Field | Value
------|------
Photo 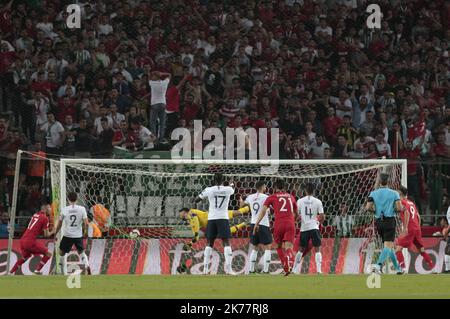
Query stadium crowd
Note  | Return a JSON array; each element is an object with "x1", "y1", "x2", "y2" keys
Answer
[{"x1": 0, "y1": 0, "x2": 449, "y2": 227}]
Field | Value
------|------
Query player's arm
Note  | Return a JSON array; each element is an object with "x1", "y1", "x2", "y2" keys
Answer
[
  {"x1": 394, "y1": 199, "x2": 402, "y2": 213},
  {"x1": 232, "y1": 197, "x2": 250, "y2": 216},
  {"x1": 53, "y1": 215, "x2": 64, "y2": 236},
  {"x1": 253, "y1": 205, "x2": 269, "y2": 235},
  {"x1": 292, "y1": 195, "x2": 298, "y2": 221},
  {"x1": 187, "y1": 210, "x2": 201, "y2": 243},
  {"x1": 402, "y1": 206, "x2": 409, "y2": 235},
  {"x1": 318, "y1": 201, "x2": 325, "y2": 223},
  {"x1": 81, "y1": 208, "x2": 89, "y2": 237}
]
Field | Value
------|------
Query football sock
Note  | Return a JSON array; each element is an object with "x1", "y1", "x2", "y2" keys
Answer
[
  {"x1": 420, "y1": 252, "x2": 434, "y2": 268},
  {"x1": 395, "y1": 251, "x2": 405, "y2": 269},
  {"x1": 80, "y1": 252, "x2": 90, "y2": 268},
  {"x1": 293, "y1": 251, "x2": 303, "y2": 273},
  {"x1": 224, "y1": 246, "x2": 233, "y2": 273},
  {"x1": 263, "y1": 250, "x2": 271, "y2": 273},
  {"x1": 276, "y1": 248, "x2": 288, "y2": 272},
  {"x1": 315, "y1": 252, "x2": 322, "y2": 273},
  {"x1": 249, "y1": 249, "x2": 258, "y2": 272},
  {"x1": 377, "y1": 247, "x2": 389, "y2": 266},
  {"x1": 445, "y1": 255, "x2": 450, "y2": 271},
  {"x1": 60, "y1": 254, "x2": 67, "y2": 275},
  {"x1": 10, "y1": 257, "x2": 26, "y2": 273},
  {"x1": 36, "y1": 255, "x2": 51, "y2": 271},
  {"x1": 388, "y1": 248, "x2": 400, "y2": 271},
  {"x1": 285, "y1": 248, "x2": 295, "y2": 270},
  {"x1": 203, "y1": 246, "x2": 212, "y2": 274}
]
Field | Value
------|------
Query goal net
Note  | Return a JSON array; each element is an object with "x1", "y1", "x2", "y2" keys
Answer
[{"x1": 44, "y1": 159, "x2": 406, "y2": 275}]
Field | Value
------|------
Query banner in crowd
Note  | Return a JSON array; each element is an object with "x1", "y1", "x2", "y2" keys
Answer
[{"x1": 0, "y1": 238, "x2": 446, "y2": 275}]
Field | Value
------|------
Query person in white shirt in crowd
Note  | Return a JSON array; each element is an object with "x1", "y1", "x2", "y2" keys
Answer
[
  {"x1": 107, "y1": 104, "x2": 125, "y2": 130},
  {"x1": 335, "y1": 89, "x2": 352, "y2": 118},
  {"x1": 149, "y1": 71, "x2": 171, "y2": 142},
  {"x1": 375, "y1": 131, "x2": 392, "y2": 158},
  {"x1": 40, "y1": 111, "x2": 64, "y2": 157},
  {"x1": 309, "y1": 135, "x2": 330, "y2": 159},
  {"x1": 94, "y1": 106, "x2": 113, "y2": 135},
  {"x1": 57, "y1": 76, "x2": 76, "y2": 98},
  {"x1": 28, "y1": 91, "x2": 49, "y2": 134},
  {"x1": 345, "y1": 141, "x2": 365, "y2": 159},
  {"x1": 130, "y1": 117, "x2": 156, "y2": 149},
  {"x1": 353, "y1": 131, "x2": 375, "y2": 155}
]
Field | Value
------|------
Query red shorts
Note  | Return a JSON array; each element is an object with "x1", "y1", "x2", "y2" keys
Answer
[
  {"x1": 273, "y1": 222, "x2": 295, "y2": 244},
  {"x1": 396, "y1": 229, "x2": 424, "y2": 249},
  {"x1": 20, "y1": 240, "x2": 49, "y2": 259}
]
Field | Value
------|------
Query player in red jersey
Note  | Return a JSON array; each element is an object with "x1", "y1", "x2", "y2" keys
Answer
[
  {"x1": 254, "y1": 179, "x2": 298, "y2": 275},
  {"x1": 395, "y1": 186, "x2": 435, "y2": 272},
  {"x1": 10, "y1": 203, "x2": 54, "y2": 274}
]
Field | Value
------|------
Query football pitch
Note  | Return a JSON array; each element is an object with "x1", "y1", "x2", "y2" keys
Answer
[{"x1": 0, "y1": 274, "x2": 449, "y2": 299}]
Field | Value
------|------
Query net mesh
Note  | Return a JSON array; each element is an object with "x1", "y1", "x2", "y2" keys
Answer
[{"x1": 48, "y1": 160, "x2": 404, "y2": 275}]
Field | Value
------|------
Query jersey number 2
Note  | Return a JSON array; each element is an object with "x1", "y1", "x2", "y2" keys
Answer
[{"x1": 69, "y1": 215, "x2": 77, "y2": 227}]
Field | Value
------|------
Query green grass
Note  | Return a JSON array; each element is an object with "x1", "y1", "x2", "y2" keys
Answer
[{"x1": 0, "y1": 274, "x2": 449, "y2": 299}]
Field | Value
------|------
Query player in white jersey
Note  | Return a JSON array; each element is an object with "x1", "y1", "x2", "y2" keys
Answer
[
  {"x1": 54, "y1": 192, "x2": 91, "y2": 275},
  {"x1": 293, "y1": 183, "x2": 325, "y2": 274},
  {"x1": 195, "y1": 173, "x2": 235, "y2": 275},
  {"x1": 241, "y1": 181, "x2": 273, "y2": 274}
]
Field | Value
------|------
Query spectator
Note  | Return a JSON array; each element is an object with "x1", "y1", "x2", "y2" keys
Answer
[
  {"x1": 336, "y1": 115, "x2": 358, "y2": 150},
  {"x1": 61, "y1": 115, "x2": 78, "y2": 156},
  {"x1": 149, "y1": 71, "x2": 171, "y2": 142},
  {"x1": 74, "y1": 118, "x2": 93, "y2": 158},
  {"x1": 40, "y1": 112, "x2": 64, "y2": 157},
  {"x1": 310, "y1": 135, "x2": 330, "y2": 159},
  {"x1": 93, "y1": 117, "x2": 114, "y2": 158},
  {"x1": 130, "y1": 117, "x2": 156, "y2": 150},
  {"x1": 375, "y1": 131, "x2": 392, "y2": 158},
  {"x1": 0, "y1": 211, "x2": 10, "y2": 238}
]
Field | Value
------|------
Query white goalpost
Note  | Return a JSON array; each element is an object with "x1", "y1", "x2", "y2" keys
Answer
[{"x1": 6, "y1": 155, "x2": 407, "y2": 275}]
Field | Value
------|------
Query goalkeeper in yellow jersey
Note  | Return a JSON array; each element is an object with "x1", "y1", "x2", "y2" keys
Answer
[{"x1": 179, "y1": 206, "x2": 249, "y2": 248}]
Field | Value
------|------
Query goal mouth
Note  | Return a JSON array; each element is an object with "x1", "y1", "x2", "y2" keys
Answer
[{"x1": 6, "y1": 152, "x2": 407, "y2": 275}]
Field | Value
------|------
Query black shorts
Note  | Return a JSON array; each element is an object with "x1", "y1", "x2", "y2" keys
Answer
[
  {"x1": 250, "y1": 224, "x2": 273, "y2": 246},
  {"x1": 59, "y1": 236, "x2": 84, "y2": 254},
  {"x1": 375, "y1": 217, "x2": 396, "y2": 242},
  {"x1": 300, "y1": 229, "x2": 321, "y2": 248},
  {"x1": 206, "y1": 219, "x2": 231, "y2": 240}
]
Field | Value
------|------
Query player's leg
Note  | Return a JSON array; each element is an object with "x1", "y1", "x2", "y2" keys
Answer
[
  {"x1": 294, "y1": 231, "x2": 309, "y2": 274},
  {"x1": 262, "y1": 244, "x2": 272, "y2": 273},
  {"x1": 260, "y1": 226, "x2": 273, "y2": 274},
  {"x1": 413, "y1": 234, "x2": 434, "y2": 270},
  {"x1": 59, "y1": 237, "x2": 71, "y2": 275},
  {"x1": 10, "y1": 243, "x2": 32, "y2": 273},
  {"x1": 312, "y1": 230, "x2": 323, "y2": 274},
  {"x1": 445, "y1": 240, "x2": 450, "y2": 273},
  {"x1": 248, "y1": 224, "x2": 258, "y2": 273},
  {"x1": 33, "y1": 242, "x2": 52, "y2": 274},
  {"x1": 221, "y1": 219, "x2": 233, "y2": 274},
  {"x1": 75, "y1": 237, "x2": 91, "y2": 274},
  {"x1": 283, "y1": 224, "x2": 296, "y2": 272},
  {"x1": 395, "y1": 233, "x2": 413, "y2": 271},
  {"x1": 248, "y1": 244, "x2": 258, "y2": 273},
  {"x1": 203, "y1": 221, "x2": 217, "y2": 275}
]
